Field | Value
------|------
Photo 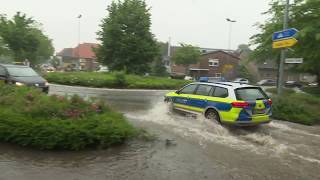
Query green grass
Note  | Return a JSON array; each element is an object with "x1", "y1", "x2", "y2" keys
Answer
[
  {"x1": 0, "y1": 85, "x2": 138, "y2": 150},
  {"x1": 45, "y1": 72, "x2": 191, "y2": 89},
  {"x1": 267, "y1": 88, "x2": 320, "y2": 125}
]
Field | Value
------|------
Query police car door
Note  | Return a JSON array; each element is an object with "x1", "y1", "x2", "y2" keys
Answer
[
  {"x1": 187, "y1": 84, "x2": 213, "y2": 112},
  {"x1": 174, "y1": 84, "x2": 198, "y2": 109}
]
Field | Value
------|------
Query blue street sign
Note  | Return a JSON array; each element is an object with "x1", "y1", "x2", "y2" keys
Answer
[{"x1": 272, "y1": 28, "x2": 298, "y2": 41}]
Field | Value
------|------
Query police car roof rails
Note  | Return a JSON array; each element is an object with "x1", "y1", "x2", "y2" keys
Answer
[{"x1": 213, "y1": 82, "x2": 233, "y2": 87}]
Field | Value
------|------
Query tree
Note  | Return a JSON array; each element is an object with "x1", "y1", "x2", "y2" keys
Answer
[
  {"x1": 250, "y1": 0, "x2": 320, "y2": 84},
  {"x1": 97, "y1": 0, "x2": 159, "y2": 75},
  {"x1": 172, "y1": 43, "x2": 201, "y2": 75},
  {"x1": 0, "y1": 12, "x2": 54, "y2": 66}
]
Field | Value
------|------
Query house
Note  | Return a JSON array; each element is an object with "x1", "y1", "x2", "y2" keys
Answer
[
  {"x1": 57, "y1": 43, "x2": 99, "y2": 71},
  {"x1": 257, "y1": 59, "x2": 316, "y2": 83},
  {"x1": 171, "y1": 50, "x2": 240, "y2": 80},
  {"x1": 160, "y1": 42, "x2": 234, "y2": 73}
]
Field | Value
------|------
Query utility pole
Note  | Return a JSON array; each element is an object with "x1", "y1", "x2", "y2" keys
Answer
[{"x1": 277, "y1": 0, "x2": 289, "y2": 95}]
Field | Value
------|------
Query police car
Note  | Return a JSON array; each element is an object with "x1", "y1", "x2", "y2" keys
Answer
[{"x1": 164, "y1": 82, "x2": 272, "y2": 126}]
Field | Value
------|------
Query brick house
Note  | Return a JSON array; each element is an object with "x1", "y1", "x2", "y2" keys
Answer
[
  {"x1": 171, "y1": 50, "x2": 240, "y2": 80},
  {"x1": 257, "y1": 59, "x2": 316, "y2": 83},
  {"x1": 57, "y1": 43, "x2": 99, "y2": 71}
]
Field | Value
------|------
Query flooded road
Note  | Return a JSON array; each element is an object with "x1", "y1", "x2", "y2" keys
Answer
[{"x1": 0, "y1": 84, "x2": 319, "y2": 180}]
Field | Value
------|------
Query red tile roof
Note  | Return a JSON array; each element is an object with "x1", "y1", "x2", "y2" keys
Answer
[
  {"x1": 57, "y1": 43, "x2": 99, "y2": 59},
  {"x1": 73, "y1": 43, "x2": 99, "y2": 59}
]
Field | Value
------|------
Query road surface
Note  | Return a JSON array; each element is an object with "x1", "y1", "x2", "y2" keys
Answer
[{"x1": 0, "y1": 84, "x2": 319, "y2": 180}]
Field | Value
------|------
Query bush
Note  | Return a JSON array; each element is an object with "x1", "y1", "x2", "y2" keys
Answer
[
  {"x1": 266, "y1": 88, "x2": 295, "y2": 95},
  {"x1": 45, "y1": 72, "x2": 191, "y2": 89},
  {"x1": 271, "y1": 93, "x2": 320, "y2": 125},
  {"x1": 0, "y1": 85, "x2": 137, "y2": 150},
  {"x1": 302, "y1": 87, "x2": 320, "y2": 97},
  {"x1": 114, "y1": 71, "x2": 127, "y2": 86}
]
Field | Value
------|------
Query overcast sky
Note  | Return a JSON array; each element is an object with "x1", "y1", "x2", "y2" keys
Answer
[{"x1": 1, "y1": 0, "x2": 271, "y2": 52}]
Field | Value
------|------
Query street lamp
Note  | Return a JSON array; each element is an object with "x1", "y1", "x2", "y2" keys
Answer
[
  {"x1": 77, "y1": 14, "x2": 82, "y2": 70},
  {"x1": 226, "y1": 18, "x2": 237, "y2": 50}
]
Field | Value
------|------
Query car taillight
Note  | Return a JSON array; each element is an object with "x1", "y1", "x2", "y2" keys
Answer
[
  {"x1": 267, "y1": 99, "x2": 272, "y2": 105},
  {"x1": 231, "y1": 102, "x2": 249, "y2": 108}
]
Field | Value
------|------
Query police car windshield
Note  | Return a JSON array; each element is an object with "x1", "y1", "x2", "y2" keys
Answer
[
  {"x1": 235, "y1": 87, "x2": 268, "y2": 101},
  {"x1": 7, "y1": 67, "x2": 39, "y2": 77}
]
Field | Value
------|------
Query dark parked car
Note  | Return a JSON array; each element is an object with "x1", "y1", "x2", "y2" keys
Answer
[
  {"x1": 257, "y1": 79, "x2": 277, "y2": 86},
  {"x1": 0, "y1": 64, "x2": 49, "y2": 93},
  {"x1": 285, "y1": 81, "x2": 302, "y2": 88}
]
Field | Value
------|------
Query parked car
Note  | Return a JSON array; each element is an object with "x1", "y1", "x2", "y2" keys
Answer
[
  {"x1": 0, "y1": 64, "x2": 49, "y2": 93},
  {"x1": 184, "y1": 76, "x2": 193, "y2": 80},
  {"x1": 96, "y1": 65, "x2": 109, "y2": 73},
  {"x1": 164, "y1": 81, "x2": 272, "y2": 126},
  {"x1": 233, "y1": 78, "x2": 249, "y2": 84},
  {"x1": 257, "y1": 79, "x2": 276, "y2": 86},
  {"x1": 285, "y1": 81, "x2": 302, "y2": 88},
  {"x1": 308, "y1": 82, "x2": 318, "y2": 87}
]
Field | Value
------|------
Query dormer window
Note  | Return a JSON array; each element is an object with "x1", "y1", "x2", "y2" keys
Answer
[{"x1": 209, "y1": 59, "x2": 219, "y2": 67}]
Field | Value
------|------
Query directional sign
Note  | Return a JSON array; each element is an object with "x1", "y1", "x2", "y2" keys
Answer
[
  {"x1": 285, "y1": 58, "x2": 303, "y2": 64},
  {"x1": 272, "y1": 28, "x2": 298, "y2": 41},
  {"x1": 272, "y1": 38, "x2": 298, "y2": 49}
]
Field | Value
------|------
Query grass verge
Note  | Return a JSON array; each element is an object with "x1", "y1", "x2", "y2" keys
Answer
[
  {"x1": 0, "y1": 84, "x2": 138, "y2": 150},
  {"x1": 267, "y1": 88, "x2": 320, "y2": 125},
  {"x1": 45, "y1": 72, "x2": 191, "y2": 89}
]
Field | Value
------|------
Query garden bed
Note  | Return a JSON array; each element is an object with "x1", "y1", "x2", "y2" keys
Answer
[{"x1": 0, "y1": 84, "x2": 137, "y2": 150}]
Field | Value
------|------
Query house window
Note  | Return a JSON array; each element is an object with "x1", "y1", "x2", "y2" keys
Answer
[
  {"x1": 215, "y1": 73, "x2": 221, "y2": 78},
  {"x1": 209, "y1": 59, "x2": 219, "y2": 67}
]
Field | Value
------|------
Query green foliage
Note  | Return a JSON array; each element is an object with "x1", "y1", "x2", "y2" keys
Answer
[
  {"x1": 266, "y1": 87, "x2": 320, "y2": 125},
  {"x1": 238, "y1": 64, "x2": 256, "y2": 83},
  {"x1": 250, "y1": 0, "x2": 320, "y2": 83},
  {"x1": 271, "y1": 93, "x2": 320, "y2": 125},
  {"x1": 45, "y1": 72, "x2": 191, "y2": 89},
  {"x1": 114, "y1": 71, "x2": 127, "y2": 86},
  {"x1": 266, "y1": 87, "x2": 295, "y2": 95},
  {"x1": 0, "y1": 12, "x2": 54, "y2": 65},
  {"x1": 172, "y1": 44, "x2": 201, "y2": 65},
  {"x1": 151, "y1": 57, "x2": 168, "y2": 77},
  {"x1": 97, "y1": 0, "x2": 159, "y2": 75},
  {"x1": 0, "y1": 85, "x2": 137, "y2": 150},
  {"x1": 302, "y1": 87, "x2": 320, "y2": 97}
]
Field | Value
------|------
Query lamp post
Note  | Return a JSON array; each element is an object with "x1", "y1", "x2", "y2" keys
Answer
[
  {"x1": 226, "y1": 18, "x2": 236, "y2": 51},
  {"x1": 77, "y1": 14, "x2": 82, "y2": 70}
]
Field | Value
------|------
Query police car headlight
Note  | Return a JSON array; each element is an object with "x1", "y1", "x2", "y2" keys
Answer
[{"x1": 15, "y1": 82, "x2": 25, "y2": 86}]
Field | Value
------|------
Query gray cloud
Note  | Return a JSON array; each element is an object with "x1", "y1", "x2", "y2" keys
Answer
[{"x1": 0, "y1": 0, "x2": 270, "y2": 52}]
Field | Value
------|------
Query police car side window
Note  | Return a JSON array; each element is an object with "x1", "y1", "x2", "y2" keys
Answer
[
  {"x1": 195, "y1": 85, "x2": 213, "y2": 96},
  {"x1": 211, "y1": 86, "x2": 228, "y2": 98},
  {"x1": 180, "y1": 84, "x2": 198, "y2": 94}
]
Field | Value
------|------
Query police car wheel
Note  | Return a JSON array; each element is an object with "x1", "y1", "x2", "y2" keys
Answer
[{"x1": 205, "y1": 109, "x2": 221, "y2": 124}]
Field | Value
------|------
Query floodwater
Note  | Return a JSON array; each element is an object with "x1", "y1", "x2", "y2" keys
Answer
[{"x1": 0, "y1": 84, "x2": 319, "y2": 180}]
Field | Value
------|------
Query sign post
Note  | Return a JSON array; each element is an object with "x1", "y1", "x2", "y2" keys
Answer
[{"x1": 272, "y1": 0, "x2": 299, "y2": 95}]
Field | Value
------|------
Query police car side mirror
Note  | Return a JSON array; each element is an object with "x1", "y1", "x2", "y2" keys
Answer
[{"x1": 176, "y1": 90, "x2": 180, "y2": 94}]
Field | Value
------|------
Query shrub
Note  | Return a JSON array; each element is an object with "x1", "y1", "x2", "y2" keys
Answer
[
  {"x1": 0, "y1": 85, "x2": 137, "y2": 150},
  {"x1": 266, "y1": 88, "x2": 295, "y2": 95},
  {"x1": 45, "y1": 72, "x2": 191, "y2": 89},
  {"x1": 114, "y1": 71, "x2": 127, "y2": 86},
  {"x1": 271, "y1": 93, "x2": 320, "y2": 125}
]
